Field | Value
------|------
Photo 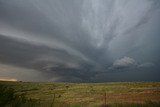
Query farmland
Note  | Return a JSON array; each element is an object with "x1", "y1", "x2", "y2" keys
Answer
[{"x1": 0, "y1": 81, "x2": 160, "y2": 107}]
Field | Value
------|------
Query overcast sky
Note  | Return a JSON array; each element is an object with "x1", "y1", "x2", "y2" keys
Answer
[{"x1": 0, "y1": 0, "x2": 160, "y2": 82}]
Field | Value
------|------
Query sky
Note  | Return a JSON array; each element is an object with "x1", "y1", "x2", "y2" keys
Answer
[{"x1": 0, "y1": 0, "x2": 160, "y2": 82}]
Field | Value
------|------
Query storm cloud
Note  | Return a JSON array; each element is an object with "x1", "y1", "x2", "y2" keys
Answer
[{"x1": 0, "y1": 0, "x2": 160, "y2": 82}]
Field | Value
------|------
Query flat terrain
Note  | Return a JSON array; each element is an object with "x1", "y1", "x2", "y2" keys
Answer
[{"x1": 0, "y1": 82, "x2": 160, "y2": 107}]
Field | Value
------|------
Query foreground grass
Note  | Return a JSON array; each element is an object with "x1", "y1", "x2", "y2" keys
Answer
[{"x1": 0, "y1": 82, "x2": 160, "y2": 107}]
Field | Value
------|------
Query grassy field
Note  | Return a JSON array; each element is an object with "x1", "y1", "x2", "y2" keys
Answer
[{"x1": 0, "y1": 81, "x2": 160, "y2": 107}]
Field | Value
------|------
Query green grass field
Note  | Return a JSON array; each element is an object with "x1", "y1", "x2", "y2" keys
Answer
[{"x1": 0, "y1": 81, "x2": 160, "y2": 107}]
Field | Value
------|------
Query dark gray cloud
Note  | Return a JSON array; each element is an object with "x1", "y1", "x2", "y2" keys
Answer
[
  {"x1": 139, "y1": 62, "x2": 155, "y2": 68},
  {"x1": 0, "y1": 0, "x2": 160, "y2": 82}
]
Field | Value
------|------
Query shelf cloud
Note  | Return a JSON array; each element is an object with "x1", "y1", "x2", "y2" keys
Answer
[{"x1": 0, "y1": 0, "x2": 160, "y2": 82}]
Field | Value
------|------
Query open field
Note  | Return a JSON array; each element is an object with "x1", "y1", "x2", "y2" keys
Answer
[{"x1": 0, "y1": 81, "x2": 160, "y2": 107}]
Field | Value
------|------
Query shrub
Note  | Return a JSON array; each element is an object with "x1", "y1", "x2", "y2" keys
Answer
[{"x1": 0, "y1": 84, "x2": 39, "y2": 107}]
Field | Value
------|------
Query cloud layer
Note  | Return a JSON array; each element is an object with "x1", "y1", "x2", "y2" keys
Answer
[{"x1": 0, "y1": 0, "x2": 160, "y2": 82}]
